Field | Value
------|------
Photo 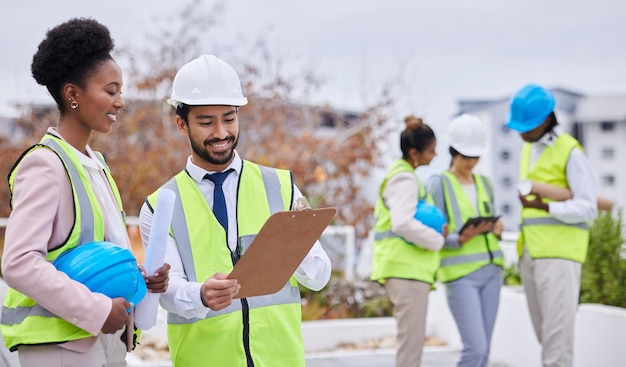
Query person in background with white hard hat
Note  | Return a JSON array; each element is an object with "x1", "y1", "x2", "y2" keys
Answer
[
  {"x1": 506, "y1": 84, "x2": 596, "y2": 367},
  {"x1": 0, "y1": 18, "x2": 169, "y2": 367},
  {"x1": 138, "y1": 54, "x2": 332, "y2": 367},
  {"x1": 427, "y1": 113, "x2": 504, "y2": 367},
  {"x1": 370, "y1": 115, "x2": 446, "y2": 367}
]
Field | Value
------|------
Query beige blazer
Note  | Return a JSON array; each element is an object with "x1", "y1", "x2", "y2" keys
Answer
[{"x1": 1, "y1": 134, "x2": 123, "y2": 352}]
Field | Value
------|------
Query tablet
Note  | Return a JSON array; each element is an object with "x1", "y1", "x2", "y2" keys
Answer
[{"x1": 459, "y1": 216, "x2": 500, "y2": 234}]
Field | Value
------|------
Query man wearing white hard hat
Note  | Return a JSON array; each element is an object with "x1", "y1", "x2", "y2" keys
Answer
[
  {"x1": 506, "y1": 84, "x2": 596, "y2": 367},
  {"x1": 138, "y1": 55, "x2": 331, "y2": 367},
  {"x1": 427, "y1": 113, "x2": 504, "y2": 367}
]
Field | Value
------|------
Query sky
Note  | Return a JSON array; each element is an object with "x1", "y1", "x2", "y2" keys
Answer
[{"x1": 2, "y1": 0, "x2": 626, "y2": 175}]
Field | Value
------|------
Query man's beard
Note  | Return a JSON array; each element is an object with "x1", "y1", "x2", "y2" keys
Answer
[{"x1": 191, "y1": 135, "x2": 238, "y2": 166}]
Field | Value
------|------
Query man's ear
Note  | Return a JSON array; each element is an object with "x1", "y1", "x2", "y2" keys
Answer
[{"x1": 175, "y1": 116, "x2": 188, "y2": 135}]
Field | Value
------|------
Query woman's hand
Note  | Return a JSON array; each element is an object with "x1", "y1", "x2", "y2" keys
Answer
[
  {"x1": 492, "y1": 219, "x2": 504, "y2": 238},
  {"x1": 458, "y1": 221, "x2": 494, "y2": 244},
  {"x1": 139, "y1": 263, "x2": 170, "y2": 293}
]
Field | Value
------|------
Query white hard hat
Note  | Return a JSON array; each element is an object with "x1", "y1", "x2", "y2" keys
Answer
[
  {"x1": 167, "y1": 55, "x2": 248, "y2": 108},
  {"x1": 447, "y1": 113, "x2": 488, "y2": 157}
]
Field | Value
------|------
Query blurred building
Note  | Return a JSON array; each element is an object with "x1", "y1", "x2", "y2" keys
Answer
[{"x1": 457, "y1": 88, "x2": 626, "y2": 231}]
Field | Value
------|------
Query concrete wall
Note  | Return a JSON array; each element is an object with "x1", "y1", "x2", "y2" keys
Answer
[{"x1": 302, "y1": 285, "x2": 626, "y2": 367}]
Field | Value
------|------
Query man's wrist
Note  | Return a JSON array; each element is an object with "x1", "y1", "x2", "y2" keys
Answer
[{"x1": 199, "y1": 285, "x2": 210, "y2": 309}]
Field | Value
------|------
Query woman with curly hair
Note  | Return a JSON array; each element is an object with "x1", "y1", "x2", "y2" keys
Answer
[{"x1": 0, "y1": 18, "x2": 168, "y2": 366}]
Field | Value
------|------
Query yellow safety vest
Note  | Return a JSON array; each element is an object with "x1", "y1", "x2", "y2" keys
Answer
[
  {"x1": 147, "y1": 160, "x2": 304, "y2": 367},
  {"x1": 1, "y1": 134, "x2": 123, "y2": 351},
  {"x1": 435, "y1": 171, "x2": 503, "y2": 283},
  {"x1": 371, "y1": 159, "x2": 440, "y2": 285},
  {"x1": 518, "y1": 133, "x2": 589, "y2": 262}
]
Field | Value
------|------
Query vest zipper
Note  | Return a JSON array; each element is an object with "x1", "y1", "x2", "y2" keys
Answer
[
  {"x1": 484, "y1": 234, "x2": 494, "y2": 262},
  {"x1": 231, "y1": 243, "x2": 254, "y2": 366},
  {"x1": 242, "y1": 298, "x2": 254, "y2": 366}
]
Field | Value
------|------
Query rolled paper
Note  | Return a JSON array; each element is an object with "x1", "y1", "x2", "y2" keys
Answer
[
  {"x1": 134, "y1": 188, "x2": 176, "y2": 330},
  {"x1": 517, "y1": 179, "x2": 533, "y2": 196},
  {"x1": 530, "y1": 181, "x2": 573, "y2": 201},
  {"x1": 518, "y1": 180, "x2": 572, "y2": 201},
  {"x1": 519, "y1": 180, "x2": 612, "y2": 212}
]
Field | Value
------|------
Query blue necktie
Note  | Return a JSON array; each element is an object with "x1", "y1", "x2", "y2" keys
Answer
[{"x1": 206, "y1": 169, "x2": 234, "y2": 233}]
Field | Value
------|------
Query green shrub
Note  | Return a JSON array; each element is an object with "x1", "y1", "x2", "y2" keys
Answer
[
  {"x1": 580, "y1": 210, "x2": 626, "y2": 307},
  {"x1": 300, "y1": 272, "x2": 393, "y2": 320},
  {"x1": 503, "y1": 263, "x2": 522, "y2": 286}
]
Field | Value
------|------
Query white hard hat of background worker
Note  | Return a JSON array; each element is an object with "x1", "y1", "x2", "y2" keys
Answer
[
  {"x1": 446, "y1": 113, "x2": 488, "y2": 157},
  {"x1": 167, "y1": 54, "x2": 248, "y2": 108},
  {"x1": 505, "y1": 84, "x2": 555, "y2": 133}
]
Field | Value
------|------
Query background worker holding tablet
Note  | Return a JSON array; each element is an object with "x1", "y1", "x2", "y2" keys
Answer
[{"x1": 427, "y1": 114, "x2": 504, "y2": 367}]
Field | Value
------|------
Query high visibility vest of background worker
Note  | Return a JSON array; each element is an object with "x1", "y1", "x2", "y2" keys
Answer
[
  {"x1": 427, "y1": 114, "x2": 504, "y2": 367},
  {"x1": 370, "y1": 115, "x2": 446, "y2": 367},
  {"x1": 0, "y1": 18, "x2": 169, "y2": 367},
  {"x1": 138, "y1": 54, "x2": 332, "y2": 367},
  {"x1": 506, "y1": 84, "x2": 597, "y2": 367}
]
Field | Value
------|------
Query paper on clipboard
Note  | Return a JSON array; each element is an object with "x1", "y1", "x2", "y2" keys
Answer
[{"x1": 227, "y1": 207, "x2": 336, "y2": 299}]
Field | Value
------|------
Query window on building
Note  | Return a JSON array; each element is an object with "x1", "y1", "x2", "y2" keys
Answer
[
  {"x1": 600, "y1": 121, "x2": 615, "y2": 132},
  {"x1": 602, "y1": 175, "x2": 615, "y2": 186},
  {"x1": 501, "y1": 204, "x2": 511, "y2": 214},
  {"x1": 602, "y1": 147, "x2": 614, "y2": 159},
  {"x1": 502, "y1": 176, "x2": 512, "y2": 188},
  {"x1": 500, "y1": 150, "x2": 510, "y2": 161}
]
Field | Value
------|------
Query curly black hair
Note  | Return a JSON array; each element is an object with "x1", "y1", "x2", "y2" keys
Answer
[{"x1": 31, "y1": 17, "x2": 115, "y2": 112}]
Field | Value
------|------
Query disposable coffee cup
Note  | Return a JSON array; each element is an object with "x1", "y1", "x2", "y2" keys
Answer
[{"x1": 517, "y1": 180, "x2": 532, "y2": 196}]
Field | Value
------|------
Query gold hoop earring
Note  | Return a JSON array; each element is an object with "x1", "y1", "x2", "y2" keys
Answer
[{"x1": 70, "y1": 101, "x2": 79, "y2": 109}]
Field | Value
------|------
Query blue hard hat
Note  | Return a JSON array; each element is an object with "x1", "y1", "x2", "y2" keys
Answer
[
  {"x1": 506, "y1": 84, "x2": 555, "y2": 133},
  {"x1": 414, "y1": 200, "x2": 446, "y2": 234},
  {"x1": 53, "y1": 242, "x2": 147, "y2": 310}
]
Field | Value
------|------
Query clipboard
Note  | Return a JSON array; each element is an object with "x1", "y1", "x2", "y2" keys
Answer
[
  {"x1": 227, "y1": 207, "x2": 336, "y2": 298},
  {"x1": 459, "y1": 216, "x2": 500, "y2": 234}
]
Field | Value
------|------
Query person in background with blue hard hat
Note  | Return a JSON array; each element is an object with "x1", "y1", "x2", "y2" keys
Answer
[
  {"x1": 138, "y1": 54, "x2": 332, "y2": 367},
  {"x1": 427, "y1": 113, "x2": 504, "y2": 367},
  {"x1": 506, "y1": 84, "x2": 596, "y2": 367},
  {"x1": 370, "y1": 115, "x2": 446, "y2": 367},
  {"x1": 0, "y1": 18, "x2": 169, "y2": 367}
]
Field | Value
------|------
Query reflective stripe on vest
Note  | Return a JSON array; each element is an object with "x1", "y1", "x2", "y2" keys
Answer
[
  {"x1": 521, "y1": 217, "x2": 588, "y2": 230},
  {"x1": 45, "y1": 139, "x2": 96, "y2": 246},
  {"x1": 370, "y1": 159, "x2": 440, "y2": 285},
  {"x1": 518, "y1": 134, "x2": 589, "y2": 262},
  {"x1": 440, "y1": 251, "x2": 504, "y2": 267},
  {"x1": 149, "y1": 160, "x2": 304, "y2": 367},
  {"x1": 437, "y1": 172, "x2": 503, "y2": 282},
  {"x1": 2, "y1": 135, "x2": 109, "y2": 351}
]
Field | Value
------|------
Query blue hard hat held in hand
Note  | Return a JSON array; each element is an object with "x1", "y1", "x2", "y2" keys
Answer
[
  {"x1": 415, "y1": 200, "x2": 447, "y2": 234},
  {"x1": 53, "y1": 241, "x2": 147, "y2": 312}
]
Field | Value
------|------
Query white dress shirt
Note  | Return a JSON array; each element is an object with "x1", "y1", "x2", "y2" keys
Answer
[
  {"x1": 528, "y1": 131, "x2": 597, "y2": 223},
  {"x1": 139, "y1": 151, "x2": 331, "y2": 319}
]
